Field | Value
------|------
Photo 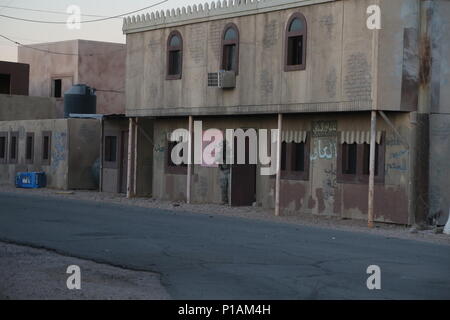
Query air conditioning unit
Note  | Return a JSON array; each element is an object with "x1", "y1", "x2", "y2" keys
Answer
[{"x1": 208, "y1": 70, "x2": 236, "y2": 89}]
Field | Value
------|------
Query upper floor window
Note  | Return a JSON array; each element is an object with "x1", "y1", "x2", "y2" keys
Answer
[
  {"x1": 167, "y1": 31, "x2": 183, "y2": 80},
  {"x1": 221, "y1": 23, "x2": 240, "y2": 74},
  {"x1": 285, "y1": 13, "x2": 307, "y2": 71}
]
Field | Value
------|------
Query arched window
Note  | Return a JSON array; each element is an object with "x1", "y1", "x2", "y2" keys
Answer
[
  {"x1": 221, "y1": 23, "x2": 239, "y2": 74},
  {"x1": 285, "y1": 13, "x2": 307, "y2": 71},
  {"x1": 167, "y1": 31, "x2": 183, "y2": 80}
]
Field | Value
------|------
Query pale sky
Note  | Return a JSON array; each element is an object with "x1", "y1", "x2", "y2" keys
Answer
[{"x1": 0, "y1": 0, "x2": 204, "y2": 62}]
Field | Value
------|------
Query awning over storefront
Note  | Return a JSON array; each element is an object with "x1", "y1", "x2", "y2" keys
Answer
[
  {"x1": 340, "y1": 131, "x2": 382, "y2": 144},
  {"x1": 281, "y1": 130, "x2": 308, "y2": 143}
]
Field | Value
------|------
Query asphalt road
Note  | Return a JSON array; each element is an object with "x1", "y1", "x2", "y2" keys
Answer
[{"x1": 0, "y1": 192, "x2": 449, "y2": 299}]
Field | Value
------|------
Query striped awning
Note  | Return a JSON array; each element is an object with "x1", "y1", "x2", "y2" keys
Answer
[
  {"x1": 340, "y1": 131, "x2": 382, "y2": 144},
  {"x1": 281, "y1": 131, "x2": 308, "y2": 143}
]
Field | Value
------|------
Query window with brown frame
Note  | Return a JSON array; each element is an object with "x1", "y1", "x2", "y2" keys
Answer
[
  {"x1": 42, "y1": 131, "x2": 52, "y2": 165},
  {"x1": 25, "y1": 132, "x2": 34, "y2": 164},
  {"x1": 337, "y1": 134, "x2": 385, "y2": 184},
  {"x1": 166, "y1": 141, "x2": 187, "y2": 174},
  {"x1": 279, "y1": 139, "x2": 310, "y2": 181},
  {"x1": 285, "y1": 12, "x2": 307, "y2": 71},
  {"x1": 9, "y1": 132, "x2": 18, "y2": 164},
  {"x1": 221, "y1": 23, "x2": 240, "y2": 74},
  {"x1": 166, "y1": 31, "x2": 183, "y2": 80},
  {"x1": 0, "y1": 132, "x2": 7, "y2": 164}
]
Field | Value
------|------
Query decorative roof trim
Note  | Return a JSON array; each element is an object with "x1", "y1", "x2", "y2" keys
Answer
[{"x1": 123, "y1": 0, "x2": 336, "y2": 34}]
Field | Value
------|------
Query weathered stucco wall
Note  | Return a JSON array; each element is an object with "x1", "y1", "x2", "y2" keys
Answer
[
  {"x1": 126, "y1": 0, "x2": 385, "y2": 117},
  {"x1": 77, "y1": 41, "x2": 126, "y2": 115},
  {"x1": 378, "y1": 0, "x2": 420, "y2": 112},
  {"x1": 152, "y1": 112, "x2": 412, "y2": 224},
  {"x1": 428, "y1": 0, "x2": 450, "y2": 226},
  {"x1": 0, "y1": 119, "x2": 69, "y2": 189},
  {"x1": 429, "y1": 114, "x2": 450, "y2": 225},
  {"x1": 0, "y1": 94, "x2": 57, "y2": 121}
]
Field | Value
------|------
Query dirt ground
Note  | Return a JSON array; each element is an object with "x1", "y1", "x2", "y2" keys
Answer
[
  {"x1": 0, "y1": 242, "x2": 170, "y2": 300},
  {"x1": 1, "y1": 184, "x2": 449, "y2": 246}
]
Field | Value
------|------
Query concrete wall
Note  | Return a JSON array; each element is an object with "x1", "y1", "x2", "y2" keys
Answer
[
  {"x1": 152, "y1": 112, "x2": 413, "y2": 224},
  {"x1": 0, "y1": 119, "x2": 69, "y2": 189},
  {"x1": 428, "y1": 0, "x2": 450, "y2": 225},
  {"x1": 0, "y1": 94, "x2": 57, "y2": 121},
  {"x1": 77, "y1": 41, "x2": 126, "y2": 115},
  {"x1": 18, "y1": 40, "x2": 125, "y2": 117},
  {"x1": 0, "y1": 61, "x2": 29, "y2": 95},
  {"x1": 378, "y1": 0, "x2": 420, "y2": 112},
  {"x1": 68, "y1": 119, "x2": 101, "y2": 190},
  {"x1": 0, "y1": 119, "x2": 101, "y2": 190}
]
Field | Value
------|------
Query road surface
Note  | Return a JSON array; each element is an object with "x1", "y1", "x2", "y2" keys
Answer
[{"x1": 0, "y1": 192, "x2": 449, "y2": 299}]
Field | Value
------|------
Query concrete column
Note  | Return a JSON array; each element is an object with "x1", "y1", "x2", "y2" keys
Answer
[
  {"x1": 368, "y1": 111, "x2": 377, "y2": 228},
  {"x1": 275, "y1": 113, "x2": 282, "y2": 217},
  {"x1": 133, "y1": 118, "x2": 139, "y2": 196},
  {"x1": 127, "y1": 118, "x2": 135, "y2": 199},
  {"x1": 187, "y1": 116, "x2": 193, "y2": 204},
  {"x1": 99, "y1": 118, "x2": 104, "y2": 192}
]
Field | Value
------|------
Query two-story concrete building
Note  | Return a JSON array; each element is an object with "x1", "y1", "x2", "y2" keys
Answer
[{"x1": 121, "y1": 0, "x2": 450, "y2": 226}]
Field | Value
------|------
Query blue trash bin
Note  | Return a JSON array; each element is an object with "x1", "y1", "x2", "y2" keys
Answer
[{"x1": 15, "y1": 172, "x2": 47, "y2": 189}]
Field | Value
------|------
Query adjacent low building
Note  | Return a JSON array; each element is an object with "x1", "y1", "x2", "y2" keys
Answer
[
  {"x1": 0, "y1": 118, "x2": 100, "y2": 190},
  {"x1": 0, "y1": 61, "x2": 29, "y2": 96},
  {"x1": 18, "y1": 39, "x2": 126, "y2": 117}
]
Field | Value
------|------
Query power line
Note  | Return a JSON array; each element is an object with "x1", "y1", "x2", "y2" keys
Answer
[
  {"x1": 0, "y1": 5, "x2": 122, "y2": 19},
  {"x1": 0, "y1": 34, "x2": 125, "y2": 57},
  {"x1": 0, "y1": 0, "x2": 168, "y2": 24}
]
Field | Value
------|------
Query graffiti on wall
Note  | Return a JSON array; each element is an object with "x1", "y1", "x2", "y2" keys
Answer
[
  {"x1": 52, "y1": 132, "x2": 67, "y2": 169},
  {"x1": 386, "y1": 148, "x2": 409, "y2": 172},
  {"x1": 323, "y1": 167, "x2": 337, "y2": 201},
  {"x1": 310, "y1": 139, "x2": 337, "y2": 161},
  {"x1": 312, "y1": 120, "x2": 337, "y2": 138}
]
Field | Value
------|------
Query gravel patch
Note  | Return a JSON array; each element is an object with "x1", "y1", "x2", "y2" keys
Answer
[
  {"x1": 0, "y1": 242, "x2": 170, "y2": 300},
  {"x1": 1, "y1": 184, "x2": 449, "y2": 246}
]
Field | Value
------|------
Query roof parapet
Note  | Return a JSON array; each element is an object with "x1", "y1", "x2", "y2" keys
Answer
[{"x1": 123, "y1": 0, "x2": 330, "y2": 34}]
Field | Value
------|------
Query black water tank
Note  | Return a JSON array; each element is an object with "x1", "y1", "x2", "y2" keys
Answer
[{"x1": 64, "y1": 84, "x2": 97, "y2": 118}]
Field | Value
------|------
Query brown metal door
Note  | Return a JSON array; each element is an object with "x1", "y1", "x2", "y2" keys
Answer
[
  {"x1": 231, "y1": 135, "x2": 257, "y2": 206},
  {"x1": 119, "y1": 130, "x2": 129, "y2": 194}
]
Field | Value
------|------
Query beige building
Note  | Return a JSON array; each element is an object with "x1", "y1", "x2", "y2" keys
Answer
[
  {"x1": 18, "y1": 39, "x2": 126, "y2": 117},
  {"x1": 118, "y1": 0, "x2": 449, "y2": 225},
  {"x1": 0, "y1": 119, "x2": 100, "y2": 190}
]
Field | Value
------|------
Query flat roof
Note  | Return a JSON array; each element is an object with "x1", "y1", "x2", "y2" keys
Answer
[{"x1": 123, "y1": 0, "x2": 336, "y2": 34}]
